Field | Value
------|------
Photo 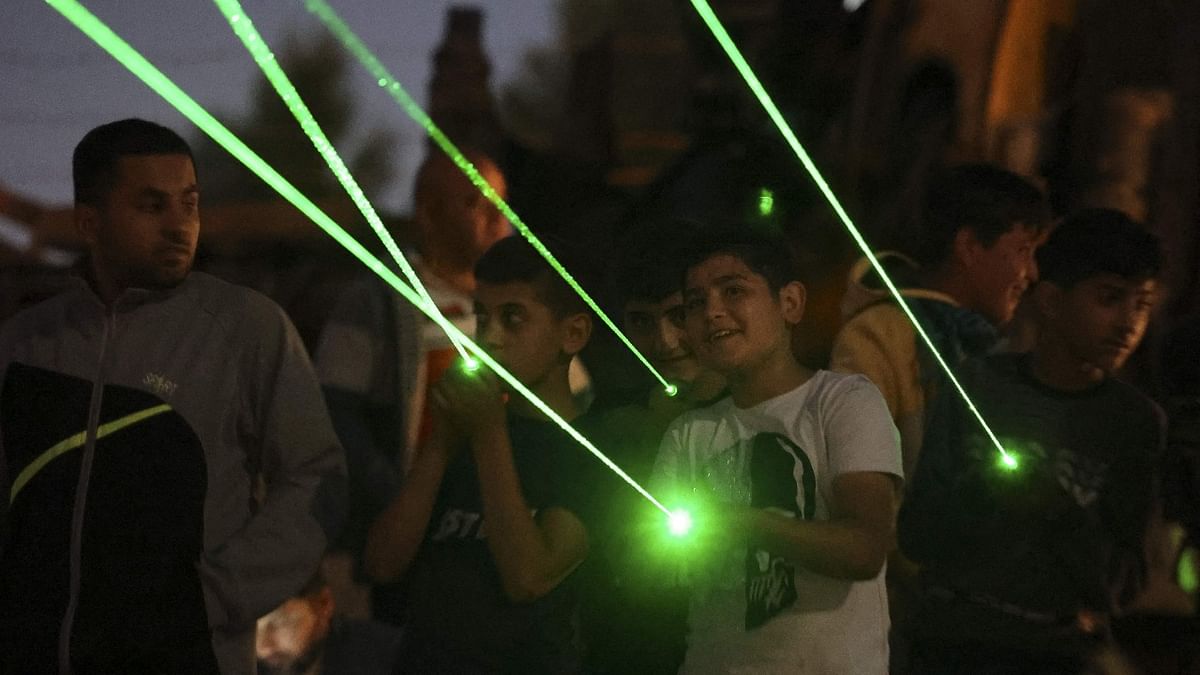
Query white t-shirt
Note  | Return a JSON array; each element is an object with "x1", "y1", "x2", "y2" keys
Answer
[{"x1": 652, "y1": 370, "x2": 902, "y2": 675}]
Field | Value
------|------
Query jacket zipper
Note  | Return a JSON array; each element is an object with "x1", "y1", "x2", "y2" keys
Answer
[{"x1": 57, "y1": 308, "x2": 114, "y2": 674}]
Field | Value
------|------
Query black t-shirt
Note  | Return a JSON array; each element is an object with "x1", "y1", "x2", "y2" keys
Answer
[
  {"x1": 900, "y1": 353, "x2": 1165, "y2": 652},
  {"x1": 399, "y1": 412, "x2": 599, "y2": 674}
]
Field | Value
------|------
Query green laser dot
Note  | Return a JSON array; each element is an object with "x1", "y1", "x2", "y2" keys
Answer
[
  {"x1": 664, "y1": 384, "x2": 679, "y2": 398},
  {"x1": 999, "y1": 453, "x2": 1019, "y2": 471},
  {"x1": 462, "y1": 357, "x2": 481, "y2": 373},
  {"x1": 758, "y1": 187, "x2": 775, "y2": 217},
  {"x1": 690, "y1": 0, "x2": 1012, "y2": 467},
  {"x1": 668, "y1": 510, "x2": 693, "y2": 537},
  {"x1": 303, "y1": 0, "x2": 672, "y2": 392}
]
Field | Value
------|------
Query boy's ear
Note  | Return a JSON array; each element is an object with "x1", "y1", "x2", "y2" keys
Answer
[
  {"x1": 778, "y1": 281, "x2": 806, "y2": 326},
  {"x1": 953, "y1": 227, "x2": 982, "y2": 267},
  {"x1": 561, "y1": 312, "x2": 593, "y2": 357},
  {"x1": 1032, "y1": 281, "x2": 1063, "y2": 322},
  {"x1": 75, "y1": 204, "x2": 100, "y2": 246}
]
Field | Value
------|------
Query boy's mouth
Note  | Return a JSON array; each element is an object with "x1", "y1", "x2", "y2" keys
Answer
[{"x1": 708, "y1": 328, "x2": 740, "y2": 343}]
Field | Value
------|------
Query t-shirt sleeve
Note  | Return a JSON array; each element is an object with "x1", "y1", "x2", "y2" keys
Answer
[
  {"x1": 823, "y1": 374, "x2": 903, "y2": 482},
  {"x1": 650, "y1": 416, "x2": 690, "y2": 505}
]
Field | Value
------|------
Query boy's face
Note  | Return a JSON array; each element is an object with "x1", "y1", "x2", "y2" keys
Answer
[
  {"x1": 962, "y1": 223, "x2": 1041, "y2": 325},
  {"x1": 623, "y1": 292, "x2": 700, "y2": 385},
  {"x1": 474, "y1": 280, "x2": 589, "y2": 390},
  {"x1": 1041, "y1": 273, "x2": 1158, "y2": 374},
  {"x1": 681, "y1": 254, "x2": 804, "y2": 376}
]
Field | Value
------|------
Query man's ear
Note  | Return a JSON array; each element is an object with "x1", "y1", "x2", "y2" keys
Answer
[
  {"x1": 75, "y1": 204, "x2": 100, "y2": 246},
  {"x1": 953, "y1": 227, "x2": 983, "y2": 268},
  {"x1": 779, "y1": 281, "x2": 807, "y2": 326},
  {"x1": 562, "y1": 312, "x2": 593, "y2": 357}
]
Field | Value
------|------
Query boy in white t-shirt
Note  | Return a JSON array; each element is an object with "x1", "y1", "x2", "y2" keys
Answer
[{"x1": 651, "y1": 230, "x2": 903, "y2": 674}]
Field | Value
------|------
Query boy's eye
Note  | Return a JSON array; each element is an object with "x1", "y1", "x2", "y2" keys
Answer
[
  {"x1": 501, "y1": 309, "x2": 525, "y2": 328},
  {"x1": 626, "y1": 314, "x2": 652, "y2": 331},
  {"x1": 683, "y1": 296, "x2": 704, "y2": 313},
  {"x1": 723, "y1": 285, "x2": 744, "y2": 298},
  {"x1": 665, "y1": 306, "x2": 686, "y2": 327}
]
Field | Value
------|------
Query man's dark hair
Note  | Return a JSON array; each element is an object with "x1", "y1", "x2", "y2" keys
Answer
[
  {"x1": 1037, "y1": 208, "x2": 1162, "y2": 289},
  {"x1": 73, "y1": 118, "x2": 194, "y2": 206},
  {"x1": 475, "y1": 235, "x2": 590, "y2": 317},
  {"x1": 916, "y1": 164, "x2": 1048, "y2": 267},
  {"x1": 610, "y1": 219, "x2": 696, "y2": 307},
  {"x1": 680, "y1": 227, "x2": 800, "y2": 293}
]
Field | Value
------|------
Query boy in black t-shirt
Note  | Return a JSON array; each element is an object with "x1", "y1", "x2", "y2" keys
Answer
[
  {"x1": 581, "y1": 222, "x2": 726, "y2": 674},
  {"x1": 364, "y1": 236, "x2": 596, "y2": 673},
  {"x1": 899, "y1": 209, "x2": 1166, "y2": 673}
]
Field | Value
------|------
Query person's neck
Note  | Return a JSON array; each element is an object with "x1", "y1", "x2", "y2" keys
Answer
[
  {"x1": 1029, "y1": 339, "x2": 1105, "y2": 392},
  {"x1": 86, "y1": 260, "x2": 123, "y2": 308},
  {"x1": 508, "y1": 370, "x2": 579, "y2": 422},
  {"x1": 727, "y1": 346, "x2": 812, "y2": 408},
  {"x1": 920, "y1": 267, "x2": 969, "y2": 306},
  {"x1": 424, "y1": 254, "x2": 475, "y2": 296},
  {"x1": 683, "y1": 369, "x2": 726, "y2": 404}
]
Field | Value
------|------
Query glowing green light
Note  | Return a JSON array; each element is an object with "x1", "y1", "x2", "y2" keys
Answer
[
  {"x1": 758, "y1": 187, "x2": 774, "y2": 217},
  {"x1": 45, "y1": 0, "x2": 671, "y2": 519},
  {"x1": 212, "y1": 0, "x2": 473, "y2": 362},
  {"x1": 998, "y1": 453, "x2": 1019, "y2": 471},
  {"x1": 462, "y1": 356, "x2": 481, "y2": 373},
  {"x1": 304, "y1": 0, "x2": 673, "y2": 396},
  {"x1": 664, "y1": 384, "x2": 679, "y2": 398},
  {"x1": 690, "y1": 0, "x2": 1014, "y2": 466},
  {"x1": 668, "y1": 509, "x2": 693, "y2": 537},
  {"x1": 1180, "y1": 547, "x2": 1198, "y2": 595}
]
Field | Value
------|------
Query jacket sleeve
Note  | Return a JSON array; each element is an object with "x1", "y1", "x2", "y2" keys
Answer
[
  {"x1": 200, "y1": 301, "x2": 348, "y2": 629},
  {"x1": 830, "y1": 304, "x2": 924, "y2": 476}
]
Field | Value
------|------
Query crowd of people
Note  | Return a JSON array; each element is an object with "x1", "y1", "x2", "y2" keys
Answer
[{"x1": 0, "y1": 117, "x2": 1195, "y2": 674}]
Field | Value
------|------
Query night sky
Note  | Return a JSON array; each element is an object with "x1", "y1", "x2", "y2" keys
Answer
[{"x1": 0, "y1": 1, "x2": 555, "y2": 215}]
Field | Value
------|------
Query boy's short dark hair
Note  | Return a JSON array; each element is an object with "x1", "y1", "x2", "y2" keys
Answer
[
  {"x1": 916, "y1": 164, "x2": 1048, "y2": 267},
  {"x1": 73, "y1": 118, "x2": 195, "y2": 206},
  {"x1": 1037, "y1": 208, "x2": 1162, "y2": 288},
  {"x1": 611, "y1": 219, "x2": 696, "y2": 307},
  {"x1": 475, "y1": 235, "x2": 590, "y2": 317},
  {"x1": 680, "y1": 227, "x2": 800, "y2": 293}
]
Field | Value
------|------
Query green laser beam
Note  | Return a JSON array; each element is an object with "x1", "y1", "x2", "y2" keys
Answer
[
  {"x1": 303, "y1": 0, "x2": 675, "y2": 395},
  {"x1": 688, "y1": 0, "x2": 1015, "y2": 464},
  {"x1": 212, "y1": 0, "x2": 471, "y2": 363},
  {"x1": 44, "y1": 0, "x2": 671, "y2": 519}
]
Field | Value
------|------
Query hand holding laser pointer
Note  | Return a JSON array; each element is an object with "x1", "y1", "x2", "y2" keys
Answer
[{"x1": 433, "y1": 358, "x2": 507, "y2": 442}]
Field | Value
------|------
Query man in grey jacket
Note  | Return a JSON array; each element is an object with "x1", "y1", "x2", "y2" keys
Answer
[{"x1": 0, "y1": 118, "x2": 346, "y2": 674}]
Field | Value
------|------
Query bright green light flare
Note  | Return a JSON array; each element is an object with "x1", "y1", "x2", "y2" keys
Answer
[
  {"x1": 668, "y1": 509, "x2": 694, "y2": 537},
  {"x1": 688, "y1": 0, "x2": 1015, "y2": 465},
  {"x1": 758, "y1": 187, "x2": 775, "y2": 217},
  {"x1": 1180, "y1": 547, "x2": 1199, "y2": 595},
  {"x1": 212, "y1": 0, "x2": 471, "y2": 362},
  {"x1": 462, "y1": 356, "x2": 481, "y2": 373},
  {"x1": 303, "y1": 0, "x2": 674, "y2": 396},
  {"x1": 998, "y1": 452, "x2": 1019, "y2": 471},
  {"x1": 44, "y1": 0, "x2": 671, "y2": 518}
]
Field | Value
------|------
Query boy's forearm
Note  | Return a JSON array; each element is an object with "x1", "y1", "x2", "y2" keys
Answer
[
  {"x1": 741, "y1": 508, "x2": 892, "y2": 581},
  {"x1": 472, "y1": 425, "x2": 567, "y2": 601},
  {"x1": 363, "y1": 448, "x2": 448, "y2": 582}
]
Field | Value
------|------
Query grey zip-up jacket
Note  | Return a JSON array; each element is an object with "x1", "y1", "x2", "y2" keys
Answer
[{"x1": 0, "y1": 272, "x2": 347, "y2": 674}]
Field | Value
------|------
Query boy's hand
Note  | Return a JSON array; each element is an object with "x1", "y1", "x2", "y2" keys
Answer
[{"x1": 433, "y1": 361, "x2": 507, "y2": 439}]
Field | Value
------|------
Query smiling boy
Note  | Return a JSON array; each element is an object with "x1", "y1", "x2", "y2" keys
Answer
[
  {"x1": 651, "y1": 230, "x2": 902, "y2": 674},
  {"x1": 363, "y1": 236, "x2": 596, "y2": 673},
  {"x1": 899, "y1": 209, "x2": 1166, "y2": 673}
]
